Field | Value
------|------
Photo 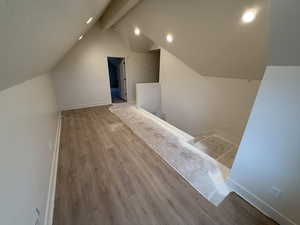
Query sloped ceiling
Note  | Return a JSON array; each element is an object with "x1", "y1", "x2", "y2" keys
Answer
[
  {"x1": 0, "y1": 0, "x2": 111, "y2": 91},
  {"x1": 114, "y1": 0, "x2": 269, "y2": 80},
  {"x1": 270, "y1": 0, "x2": 300, "y2": 66},
  {"x1": 98, "y1": 0, "x2": 142, "y2": 29},
  {"x1": 114, "y1": 23, "x2": 154, "y2": 53},
  {"x1": 97, "y1": 0, "x2": 153, "y2": 53}
]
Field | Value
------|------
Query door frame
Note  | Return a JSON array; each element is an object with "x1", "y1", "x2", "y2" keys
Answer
[
  {"x1": 119, "y1": 58, "x2": 127, "y2": 101},
  {"x1": 106, "y1": 56, "x2": 128, "y2": 103}
]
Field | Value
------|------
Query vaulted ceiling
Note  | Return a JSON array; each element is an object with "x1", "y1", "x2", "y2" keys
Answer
[
  {"x1": 1, "y1": 0, "x2": 271, "y2": 92},
  {"x1": 0, "y1": 0, "x2": 111, "y2": 91},
  {"x1": 114, "y1": 0, "x2": 269, "y2": 80}
]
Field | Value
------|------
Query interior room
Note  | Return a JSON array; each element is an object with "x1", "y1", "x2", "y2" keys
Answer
[
  {"x1": 107, "y1": 57, "x2": 126, "y2": 103},
  {"x1": 1, "y1": 1, "x2": 300, "y2": 225}
]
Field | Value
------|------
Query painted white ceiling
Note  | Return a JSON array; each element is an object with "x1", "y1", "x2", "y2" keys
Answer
[
  {"x1": 98, "y1": 0, "x2": 152, "y2": 52},
  {"x1": 115, "y1": 0, "x2": 269, "y2": 80},
  {"x1": 98, "y1": 0, "x2": 142, "y2": 29},
  {"x1": 0, "y1": 0, "x2": 111, "y2": 91},
  {"x1": 114, "y1": 22, "x2": 154, "y2": 53}
]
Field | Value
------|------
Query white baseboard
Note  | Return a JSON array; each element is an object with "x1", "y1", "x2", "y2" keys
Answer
[
  {"x1": 227, "y1": 178, "x2": 297, "y2": 225},
  {"x1": 44, "y1": 113, "x2": 62, "y2": 225},
  {"x1": 60, "y1": 100, "x2": 110, "y2": 111}
]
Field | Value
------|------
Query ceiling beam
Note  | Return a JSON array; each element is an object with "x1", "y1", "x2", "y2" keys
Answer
[{"x1": 98, "y1": 0, "x2": 142, "y2": 29}]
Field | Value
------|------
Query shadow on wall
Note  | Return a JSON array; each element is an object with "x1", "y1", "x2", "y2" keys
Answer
[{"x1": 159, "y1": 48, "x2": 261, "y2": 145}]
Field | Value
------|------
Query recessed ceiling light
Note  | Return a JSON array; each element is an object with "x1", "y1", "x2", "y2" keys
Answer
[
  {"x1": 134, "y1": 27, "x2": 140, "y2": 36},
  {"x1": 78, "y1": 35, "x2": 83, "y2": 40},
  {"x1": 242, "y1": 10, "x2": 256, "y2": 23},
  {"x1": 86, "y1": 17, "x2": 93, "y2": 24},
  {"x1": 166, "y1": 34, "x2": 173, "y2": 43}
]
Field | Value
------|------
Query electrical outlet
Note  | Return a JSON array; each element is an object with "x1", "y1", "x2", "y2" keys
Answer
[
  {"x1": 34, "y1": 208, "x2": 40, "y2": 225},
  {"x1": 271, "y1": 187, "x2": 282, "y2": 198}
]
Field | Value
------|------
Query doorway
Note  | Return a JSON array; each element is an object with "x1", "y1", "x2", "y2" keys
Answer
[{"x1": 107, "y1": 57, "x2": 127, "y2": 103}]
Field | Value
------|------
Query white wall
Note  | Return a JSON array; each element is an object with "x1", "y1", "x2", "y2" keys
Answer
[
  {"x1": 0, "y1": 74, "x2": 58, "y2": 225},
  {"x1": 229, "y1": 66, "x2": 300, "y2": 225},
  {"x1": 160, "y1": 48, "x2": 260, "y2": 143},
  {"x1": 51, "y1": 27, "x2": 159, "y2": 110},
  {"x1": 126, "y1": 50, "x2": 160, "y2": 102},
  {"x1": 136, "y1": 83, "x2": 161, "y2": 114}
]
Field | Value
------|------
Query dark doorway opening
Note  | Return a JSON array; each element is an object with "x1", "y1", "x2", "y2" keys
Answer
[{"x1": 107, "y1": 57, "x2": 127, "y2": 103}]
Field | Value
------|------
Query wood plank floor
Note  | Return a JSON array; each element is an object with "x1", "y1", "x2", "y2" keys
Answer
[{"x1": 53, "y1": 106, "x2": 278, "y2": 225}]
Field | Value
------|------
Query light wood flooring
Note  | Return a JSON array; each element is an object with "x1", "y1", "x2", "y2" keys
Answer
[{"x1": 53, "y1": 106, "x2": 278, "y2": 225}]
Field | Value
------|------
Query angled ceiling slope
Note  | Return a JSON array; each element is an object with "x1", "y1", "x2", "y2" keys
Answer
[
  {"x1": 98, "y1": 0, "x2": 142, "y2": 29},
  {"x1": 115, "y1": 0, "x2": 269, "y2": 80},
  {"x1": 114, "y1": 23, "x2": 154, "y2": 53},
  {"x1": 0, "y1": 0, "x2": 111, "y2": 91},
  {"x1": 97, "y1": 0, "x2": 153, "y2": 53}
]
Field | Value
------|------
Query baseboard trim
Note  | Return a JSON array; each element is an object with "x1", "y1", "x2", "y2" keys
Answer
[
  {"x1": 227, "y1": 178, "x2": 297, "y2": 225},
  {"x1": 60, "y1": 100, "x2": 110, "y2": 111},
  {"x1": 44, "y1": 113, "x2": 62, "y2": 225}
]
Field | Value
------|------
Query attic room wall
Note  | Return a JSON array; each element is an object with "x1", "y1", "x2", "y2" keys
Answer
[
  {"x1": 51, "y1": 26, "x2": 159, "y2": 110},
  {"x1": 228, "y1": 1, "x2": 300, "y2": 224},
  {"x1": 160, "y1": 48, "x2": 260, "y2": 143},
  {"x1": 229, "y1": 67, "x2": 300, "y2": 225},
  {"x1": 126, "y1": 50, "x2": 160, "y2": 101},
  {"x1": 0, "y1": 74, "x2": 59, "y2": 225}
]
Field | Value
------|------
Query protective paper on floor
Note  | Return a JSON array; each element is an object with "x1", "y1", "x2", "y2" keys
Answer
[
  {"x1": 109, "y1": 104, "x2": 230, "y2": 206},
  {"x1": 193, "y1": 135, "x2": 238, "y2": 169}
]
